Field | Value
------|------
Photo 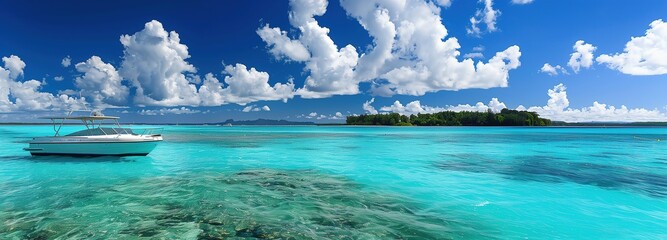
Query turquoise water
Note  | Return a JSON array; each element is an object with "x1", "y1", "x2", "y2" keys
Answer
[{"x1": 1, "y1": 125, "x2": 666, "y2": 239}]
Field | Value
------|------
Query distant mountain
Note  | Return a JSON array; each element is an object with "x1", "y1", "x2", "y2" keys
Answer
[{"x1": 219, "y1": 119, "x2": 316, "y2": 126}]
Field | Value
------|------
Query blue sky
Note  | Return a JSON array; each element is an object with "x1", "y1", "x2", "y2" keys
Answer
[{"x1": 0, "y1": 0, "x2": 666, "y2": 123}]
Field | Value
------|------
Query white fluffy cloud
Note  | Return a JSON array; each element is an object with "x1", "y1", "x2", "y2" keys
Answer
[
  {"x1": 256, "y1": 25, "x2": 310, "y2": 62},
  {"x1": 447, "y1": 98, "x2": 507, "y2": 113},
  {"x1": 463, "y1": 52, "x2": 484, "y2": 59},
  {"x1": 75, "y1": 56, "x2": 129, "y2": 106},
  {"x1": 377, "y1": 98, "x2": 506, "y2": 116},
  {"x1": 2, "y1": 55, "x2": 26, "y2": 80},
  {"x1": 260, "y1": 0, "x2": 521, "y2": 98},
  {"x1": 344, "y1": 0, "x2": 519, "y2": 95},
  {"x1": 568, "y1": 40, "x2": 596, "y2": 73},
  {"x1": 467, "y1": 0, "x2": 501, "y2": 36},
  {"x1": 366, "y1": 83, "x2": 667, "y2": 122},
  {"x1": 435, "y1": 0, "x2": 452, "y2": 7},
  {"x1": 241, "y1": 105, "x2": 271, "y2": 112},
  {"x1": 363, "y1": 98, "x2": 379, "y2": 114},
  {"x1": 539, "y1": 63, "x2": 568, "y2": 76},
  {"x1": 527, "y1": 83, "x2": 667, "y2": 122},
  {"x1": 258, "y1": 0, "x2": 359, "y2": 98},
  {"x1": 242, "y1": 106, "x2": 254, "y2": 112},
  {"x1": 597, "y1": 19, "x2": 667, "y2": 75},
  {"x1": 198, "y1": 64, "x2": 295, "y2": 106},
  {"x1": 54, "y1": 76, "x2": 64, "y2": 81},
  {"x1": 61, "y1": 56, "x2": 71, "y2": 67},
  {"x1": 0, "y1": 55, "x2": 86, "y2": 112},
  {"x1": 115, "y1": 20, "x2": 298, "y2": 107},
  {"x1": 297, "y1": 111, "x2": 344, "y2": 120},
  {"x1": 197, "y1": 73, "x2": 225, "y2": 106},
  {"x1": 220, "y1": 64, "x2": 295, "y2": 105},
  {"x1": 138, "y1": 107, "x2": 200, "y2": 115},
  {"x1": 511, "y1": 0, "x2": 533, "y2": 4},
  {"x1": 299, "y1": 111, "x2": 342, "y2": 120},
  {"x1": 119, "y1": 20, "x2": 200, "y2": 106}
]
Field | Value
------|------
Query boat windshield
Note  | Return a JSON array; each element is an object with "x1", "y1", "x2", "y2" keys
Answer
[{"x1": 66, "y1": 128, "x2": 134, "y2": 136}]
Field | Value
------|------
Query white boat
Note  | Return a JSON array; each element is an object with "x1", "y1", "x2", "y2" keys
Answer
[{"x1": 24, "y1": 112, "x2": 163, "y2": 156}]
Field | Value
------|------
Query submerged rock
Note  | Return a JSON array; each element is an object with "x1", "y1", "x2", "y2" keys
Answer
[{"x1": 0, "y1": 169, "x2": 467, "y2": 239}]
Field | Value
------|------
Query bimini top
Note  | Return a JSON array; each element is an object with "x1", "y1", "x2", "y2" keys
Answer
[{"x1": 39, "y1": 116, "x2": 120, "y2": 120}]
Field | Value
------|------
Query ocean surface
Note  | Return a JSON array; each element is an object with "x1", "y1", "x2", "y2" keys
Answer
[{"x1": 1, "y1": 125, "x2": 666, "y2": 239}]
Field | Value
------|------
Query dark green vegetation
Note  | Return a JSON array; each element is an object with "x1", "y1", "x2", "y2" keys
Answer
[{"x1": 346, "y1": 109, "x2": 552, "y2": 126}]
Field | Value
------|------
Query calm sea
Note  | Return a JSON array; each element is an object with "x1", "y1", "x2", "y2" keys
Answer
[{"x1": 1, "y1": 125, "x2": 666, "y2": 239}]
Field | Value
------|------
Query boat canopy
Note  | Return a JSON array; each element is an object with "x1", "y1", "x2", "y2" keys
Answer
[{"x1": 41, "y1": 112, "x2": 124, "y2": 136}]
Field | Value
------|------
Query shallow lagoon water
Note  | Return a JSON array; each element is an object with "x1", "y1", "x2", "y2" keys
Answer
[{"x1": 1, "y1": 125, "x2": 667, "y2": 239}]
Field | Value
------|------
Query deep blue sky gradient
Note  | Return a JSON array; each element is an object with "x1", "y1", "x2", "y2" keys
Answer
[{"x1": 1, "y1": 0, "x2": 666, "y2": 122}]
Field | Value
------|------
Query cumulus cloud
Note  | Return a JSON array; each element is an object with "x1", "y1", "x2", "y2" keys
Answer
[
  {"x1": 197, "y1": 73, "x2": 225, "y2": 106},
  {"x1": 241, "y1": 105, "x2": 271, "y2": 112},
  {"x1": 256, "y1": 25, "x2": 310, "y2": 62},
  {"x1": 597, "y1": 19, "x2": 667, "y2": 75},
  {"x1": 345, "y1": 0, "x2": 520, "y2": 95},
  {"x1": 198, "y1": 65, "x2": 295, "y2": 106},
  {"x1": 367, "y1": 83, "x2": 667, "y2": 122},
  {"x1": 258, "y1": 0, "x2": 359, "y2": 98},
  {"x1": 464, "y1": 46, "x2": 486, "y2": 59},
  {"x1": 75, "y1": 56, "x2": 129, "y2": 106},
  {"x1": 2, "y1": 55, "x2": 26, "y2": 80},
  {"x1": 539, "y1": 63, "x2": 568, "y2": 76},
  {"x1": 463, "y1": 52, "x2": 484, "y2": 59},
  {"x1": 138, "y1": 107, "x2": 200, "y2": 115},
  {"x1": 119, "y1": 20, "x2": 200, "y2": 106},
  {"x1": 186, "y1": 74, "x2": 201, "y2": 84},
  {"x1": 61, "y1": 56, "x2": 71, "y2": 67},
  {"x1": 363, "y1": 98, "x2": 378, "y2": 114},
  {"x1": 434, "y1": 0, "x2": 452, "y2": 7},
  {"x1": 511, "y1": 0, "x2": 533, "y2": 4},
  {"x1": 568, "y1": 40, "x2": 596, "y2": 73},
  {"x1": 259, "y1": 0, "x2": 521, "y2": 98},
  {"x1": 298, "y1": 111, "x2": 343, "y2": 120},
  {"x1": 377, "y1": 98, "x2": 506, "y2": 116},
  {"x1": 527, "y1": 83, "x2": 667, "y2": 122},
  {"x1": 54, "y1": 76, "x2": 64, "y2": 81},
  {"x1": 0, "y1": 55, "x2": 86, "y2": 112},
  {"x1": 220, "y1": 64, "x2": 295, "y2": 105},
  {"x1": 379, "y1": 100, "x2": 432, "y2": 116},
  {"x1": 467, "y1": 0, "x2": 501, "y2": 36},
  {"x1": 114, "y1": 20, "x2": 298, "y2": 108},
  {"x1": 447, "y1": 98, "x2": 507, "y2": 113},
  {"x1": 242, "y1": 106, "x2": 255, "y2": 112}
]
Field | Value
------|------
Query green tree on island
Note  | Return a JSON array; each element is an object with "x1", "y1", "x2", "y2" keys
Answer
[{"x1": 346, "y1": 108, "x2": 552, "y2": 126}]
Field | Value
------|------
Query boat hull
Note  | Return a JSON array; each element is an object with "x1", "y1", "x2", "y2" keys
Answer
[{"x1": 25, "y1": 140, "x2": 160, "y2": 156}]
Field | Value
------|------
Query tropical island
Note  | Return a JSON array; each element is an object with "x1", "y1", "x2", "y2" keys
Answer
[{"x1": 346, "y1": 109, "x2": 552, "y2": 126}]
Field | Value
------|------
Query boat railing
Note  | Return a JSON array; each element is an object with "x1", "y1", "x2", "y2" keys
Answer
[{"x1": 134, "y1": 127, "x2": 164, "y2": 136}]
